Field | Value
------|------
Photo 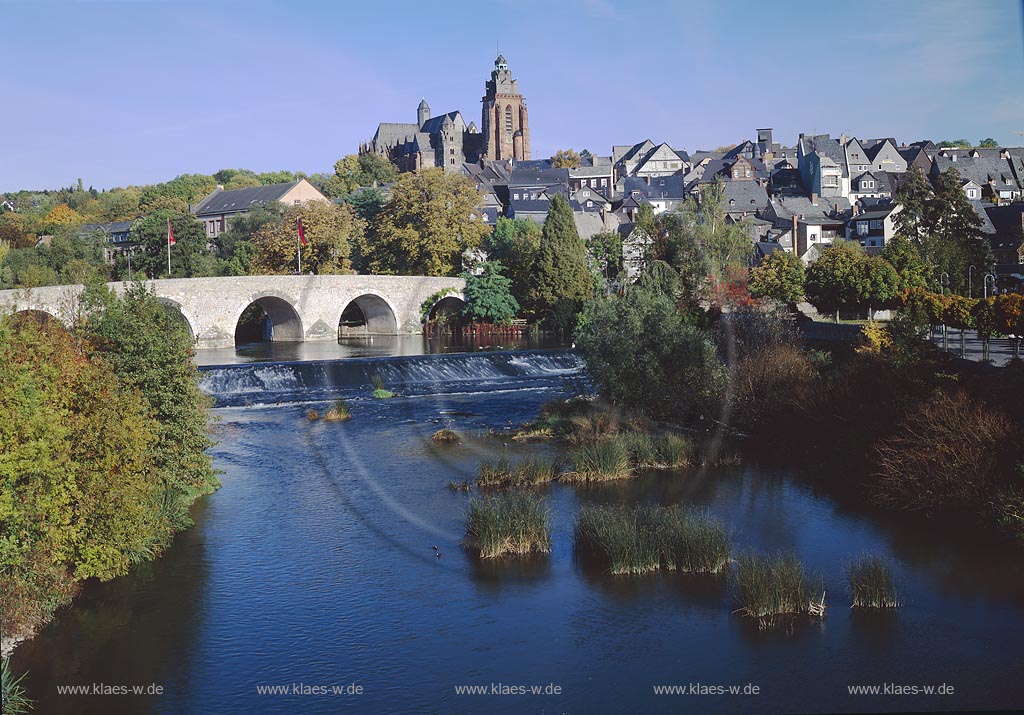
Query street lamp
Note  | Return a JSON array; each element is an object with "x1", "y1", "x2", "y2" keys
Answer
[
  {"x1": 983, "y1": 273, "x2": 997, "y2": 298},
  {"x1": 939, "y1": 272, "x2": 950, "y2": 351},
  {"x1": 968, "y1": 265, "x2": 975, "y2": 298}
]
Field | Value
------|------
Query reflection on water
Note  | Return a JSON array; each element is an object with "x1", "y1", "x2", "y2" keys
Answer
[
  {"x1": 12, "y1": 353, "x2": 1024, "y2": 714},
  {"x1": 195, "y1": 333, "x2": 569, "y2": 366}
]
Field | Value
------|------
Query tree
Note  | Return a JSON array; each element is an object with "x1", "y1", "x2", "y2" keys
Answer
[
  {"x1": 893, "y1": 166, "x2": 933, "y2": 246},
  {"x1": 43, "y1": 203, "x2": 84, "y2": 227},
  {"x1": 749, "y1": 251, "x2": 805, "y2": 304},
  {"x1": 251, "y1": 200, "x2": 359, "y2": 275},
  {"x1": 859, "y1": 255, "x2": 901, "y2": 317},
  {"x1": 364, "y1": 168, "x2": 489, "y2": 276},
  {"x1": 805, "y1": 240, "x2": 868, "y2": 320},
  {"x1": 212, "y1": 205, "x2": 281, "y2": 277},
  {"x1": 928, "y1": 167, "x2": 990, "y2": 295},
  {"x1": 936, "y1": 139, "x2": 970, "y2": 148},
  {"x1": 551, "y1": 149, "x2": 581, "y2": 169},
  {"x1": 635, "y1": 259, "x2": 681, "y2": 299},
  {"x1": 80, "y1": 283, "x2": 219, "y2": 527},
  {"x1": 322, "y1": 154, "x2": 398, "y2": 199},
  {"x1": 0, "y1": 314, "x2": 162, "y2": 633},
  {"x1": 461, "y1": 261, "x2": 519, "y2": 324},
  {"x1": 575, "y1": 282, "x2": 725, "y2": 421},
  {"x1": 978, "y1": 138, "x2": 999, "y2": 148},
  {"x1": 486, "y1": 216, "x2": 541, "y2": 307},
  {"x1": 130, "y1": 212, "x2": 217, "y2": 278},
  {"x1": 972, "y1": 297, "x2": 997, "y2": 361},
  {"x1": 881, "y1": 233, "x2": 929, "y2": 291},
  {"x1": 525, "y1": 194, "x2": 594, "y2": 330},
  {"x1": 587, "y1": 229, "x2": 624, "y2": 289},
  {"x1": 697, "y1": 179, "x2": 753, "y2": 278}
]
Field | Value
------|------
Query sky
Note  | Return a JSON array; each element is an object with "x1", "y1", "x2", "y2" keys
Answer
[{"x1": 1, "y1": 0, "x2": 1023, "y2": 192}]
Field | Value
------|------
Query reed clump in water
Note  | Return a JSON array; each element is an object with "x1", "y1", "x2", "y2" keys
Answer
[
  {"x1": 477, "y1": 455, "x2": 559, "y2": 488},
  {"x1": 306, "y1": 409, "x2": 320, "y2": 421},
  {"x1": 565, "y1": 439, "x2": 633, "y2": 482},
  {"x1": 370, "y1": 373, "x2": 395, "y2": 399},
  {"x1": 574, "y1": 504, "x2": 730, "y2": 575},
  {"x1": 733, "y1": 552, "x2": 814, "y2": 628},
  {"x1": 465, "y1": 493, "x2": 550, "y2": 558},
  {"x1": 323, "y1": 399, "x2": 351, "y2": 422},
  {"x1": 848, "y1": 555, "x2": 901, "y2": 608},
  {"x1": 448, "y1": 480, "x2": 472, "y2": 492}
]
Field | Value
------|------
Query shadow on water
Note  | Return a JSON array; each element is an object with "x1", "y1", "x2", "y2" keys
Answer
[
  {"x1": 467, "y1": 552, "x2": 553, "y2": 591},
  {"x1": 11, "y1": 500, "x2": 212, "y2": 715}
]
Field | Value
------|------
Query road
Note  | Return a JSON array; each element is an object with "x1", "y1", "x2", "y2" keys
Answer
[{"x1": 929, "y1": 328, "x2": 1021, "y2": 366}]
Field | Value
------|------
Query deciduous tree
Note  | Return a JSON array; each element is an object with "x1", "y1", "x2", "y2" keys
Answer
[
  {"x1": 251, "y1": 201, "x2": 359, "y2": 275},
  {"x1": 749, "y1": 250, "x2": 805, "y2": 304}
]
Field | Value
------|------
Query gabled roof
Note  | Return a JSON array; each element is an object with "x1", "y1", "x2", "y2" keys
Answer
[
  {"x1": 722, "y1": 181, "x2": 769, "y2": 212},
  {"x1": 193, "y1": 181, "x2": 301, "y2": 216},
  {"x1": 419, "y1": 111, "x2": 464, "y2": 135},
  {"x1": 933, "y1": 155, "x2": 1021, "y2": 190},
  {"x1": 79, "y1": 220, "x2": 133, "y2": 235},
  {"x1": 799, "y1": 134, "x2": 849, "y2": 177},
  {"x1": 969, "y1": 200, "x2": 997, "y2": 235},
  {"x1": 373, "y1": 122, "x2": 419, "y2": 147},
  {"x1": 509, "y1": 161, "x2": 569, "y2": 188},
  {"x1": 861, "y1": 138, "x2": 899, "y2": 162},
  {"x1": 622, "y1": 175, "x2": 686, "y2": 200}
]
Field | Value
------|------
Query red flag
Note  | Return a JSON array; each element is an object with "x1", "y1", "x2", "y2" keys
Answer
[
  {"x1": 167, "y1": 218, "x2": 176, "y2": 246},
  {"x1": 297, "y1": 217, "x2": 307, "y2": 246}
]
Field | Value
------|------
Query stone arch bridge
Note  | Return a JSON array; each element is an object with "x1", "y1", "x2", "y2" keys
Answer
[{"x1": 0, "y1": 275, "x2": 465, "y2": 349}]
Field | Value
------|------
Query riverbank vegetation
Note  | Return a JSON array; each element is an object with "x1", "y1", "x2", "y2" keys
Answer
[
  {"x1": 323, "y1": 399, "x2": 351, "y2": 422},
  {"x1": 1, "y1": 657, "x2": 32, "y2": 714},
  {"x1": 465, "y1": 493, "x2": 550, "y2": 558},
  {"x1": 848, "y1": 556, "x2": 901, "y2": 609},
  {"x1": 733, "y1": 553, "x2": 818, "y2": 629},
  {"x1": 477, "y1": 455, "x2": 559, "y2": 488},
  {"x1": 574, "y1": 505, "x2": 730, "y2": 576},
  {"x1": 0, "y1": 283, "x2": 217, "y2": 648}
]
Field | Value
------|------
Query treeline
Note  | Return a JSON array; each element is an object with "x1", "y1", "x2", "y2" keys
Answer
[
  {"x1": 0, "y1": 284, "x2": 218, "y2": 642},
  {"x1": 0, "y1": 153, "x2": 403, "y2": 289}
]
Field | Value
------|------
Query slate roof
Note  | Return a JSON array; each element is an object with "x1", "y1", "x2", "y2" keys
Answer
[
  {"x1": 984, "y1": 204, "x2": 1024, "y2": 252},
  {"x1": 722, "y1": 181, "x2": 770, "y2": 212},
  {"x1": 861, "y1": 138, "x2": 899, "y2": 162},
  {"x1": 373, "y1": 122, "x2": 419, "y2": 147},
  {"x1": 79, "y1": 220, "x2": 133, "y2": 235},
  {"x1": 419, "y1": 111, "x2": 462, "y2": 135},
  {"x1": 933, "y1": 156, "x2": 1021, "y2": 190},
  {"x1": 699, "y1": 156, "x2": 769, "y2": 184},
  {"x1": 768, "y1": 195, "x2": 850, "y2": 222},
  {"x1": 800, "y1": 134, "x2": 849, "y2": 177},
  {"x1": 509, "y1": 161, "x2": 569, "y2": 189},
  {"x1": 193, "y1": 182, "x2": 299, "y2": 217}
]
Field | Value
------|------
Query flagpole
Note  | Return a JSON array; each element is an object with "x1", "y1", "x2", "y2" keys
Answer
[
  {"x1": 297, "y1": 233, "x2": 302, "y2": 274},
  {"x1": 167, "y1": 237, "x2": 171, "y2": 277}
]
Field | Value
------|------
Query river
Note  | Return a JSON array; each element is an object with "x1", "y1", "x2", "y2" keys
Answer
[{"x1": 10, "y1": 348, "x2": 1024, "y2": 714}]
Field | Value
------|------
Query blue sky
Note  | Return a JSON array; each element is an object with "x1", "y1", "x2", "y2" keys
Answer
[{"x1": 2, "y1": 0, "x2": 1022, "y2": 192}]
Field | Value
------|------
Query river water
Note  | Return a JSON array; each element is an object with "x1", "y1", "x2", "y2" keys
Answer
[{"x1": 10, "y1": 348, "x2": 1024, "y2": 714}]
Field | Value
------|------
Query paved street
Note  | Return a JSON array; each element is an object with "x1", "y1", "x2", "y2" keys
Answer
[{"x1": 930, "y1": 328, "x2": 1021, "y2": 366}]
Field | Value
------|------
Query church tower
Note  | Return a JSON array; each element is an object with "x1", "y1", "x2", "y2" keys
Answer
[
  {"x1": 417, "y1": 98, "x2": 430, "y2": 128},
  {"x1": 481, "y1": 55, "x2": 530, "y2": 162}
]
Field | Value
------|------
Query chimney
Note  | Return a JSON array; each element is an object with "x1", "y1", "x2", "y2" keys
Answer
[
  {"x1": 811, "y1": 192, "x2": 818, "y2": 206},
  {"x1": 840, "y1": 133, "x2": 848, "y2": 145}
]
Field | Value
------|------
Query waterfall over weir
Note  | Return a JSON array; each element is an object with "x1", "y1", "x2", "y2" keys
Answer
[{"x1": 198, "y1": 349, "x2": 587, "y2": 407}]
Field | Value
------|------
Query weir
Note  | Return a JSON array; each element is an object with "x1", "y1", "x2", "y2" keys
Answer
[{"x1": 198, "y1": 349, "x2": 586, "y2": 407}]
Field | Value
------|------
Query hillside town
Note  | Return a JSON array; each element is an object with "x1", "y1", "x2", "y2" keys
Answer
[{"x1": 2, "y1": 53, "x2": 1023, "y2": 296}]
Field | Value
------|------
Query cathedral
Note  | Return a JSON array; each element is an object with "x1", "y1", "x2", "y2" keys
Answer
[{"x1": 362, "y1": 55, "x2": 531, "y2": 173}]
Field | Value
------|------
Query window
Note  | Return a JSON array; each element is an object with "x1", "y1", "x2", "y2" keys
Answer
[
  {"x1": 587, "y1": 201, "x2": 593, "y2": 207},
  {"x1": 294, "y1": 199, "x2": 301, "y2": 205},
  {"x1": 967, "y1": 188, "x2": 977, "y2": 199},
  {"x1": 857, "y1": 222, "x2": 869, "y2": 236},
  {"x1": 514, "y1": 193, "x2": 520, "y2": 200},
  {"x1": 601, "y1": 179, "x2": 607, "y2": 187},
  {"x1": 744, "y1": 168, "x2": 751, "y2": 178},
  {"x1": 505, "y1": 106, "x2": 513, "y2": 142}
]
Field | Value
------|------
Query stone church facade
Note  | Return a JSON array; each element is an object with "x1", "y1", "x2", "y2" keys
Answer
[{"x1": 362, "y1": 55, "x2": 530, "y2": 172}]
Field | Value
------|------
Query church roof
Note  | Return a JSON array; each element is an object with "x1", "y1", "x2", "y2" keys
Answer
[
  {"x1": 373, "y1": 122, "x2": 419, "y2": 148},
  {"x1": 420, "y1": 111, "x2": 463, "y2": 135}
]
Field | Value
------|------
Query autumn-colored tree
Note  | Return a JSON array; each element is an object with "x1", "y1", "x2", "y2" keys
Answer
[
  {"x1": 994, "y1": 293, "x2": 1024, "y2": 356},
  {"x1": 251, "y1": 201, "x2": 360, "y2": 275},
  {"x1": 0, "y1": 315, "x2": 162, "y2": 633},
  {"x1": 364, "y1": 168, "x2": 489, "y2": 276},
  {"x1": 551, "y1": 149, "x2": 581, "y2": 169},
  {"x1": 749, "y1": 250, "x2": 805, "y2": 304},
  {"x1": 43, "y1": 203, "x2": 84, "y2": 226}
]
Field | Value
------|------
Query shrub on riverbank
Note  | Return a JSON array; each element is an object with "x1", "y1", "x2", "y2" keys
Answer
[
  {"x1": 477, "y1": 455, "x2": 558, "y2": 488},
  {"x1": 1, "y1": 285, "x2": 218, "y2": 646},
  {"x1": 733, "y1": 553, "x2": 814, "y2": 628},
  {"x1": 847, "y1": 556, "x2": 900, "y2": 608},
  {"x1": 465, "y1": 493, "x2": 550, "y2": 558},
  {"x1": 575, "y1": 505, "x2": 730, "y2": 575}
]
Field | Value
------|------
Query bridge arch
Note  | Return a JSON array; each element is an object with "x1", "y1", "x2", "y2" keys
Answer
[
  {"x1": 155, "y1": 298, "x2": 196, "y2": 339},
  {"x1": 10, "y1": 308, "x2": 65, "y2": 328},
  {"x1": 234, "y1": 294, "x2": 304, "y2": 344},
  {"x1": 338, "y1": 292, "x2": 399, "y2": 337},
  {"x1": 427, "y1": 295, "x2": 466, "y2": 322}
]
